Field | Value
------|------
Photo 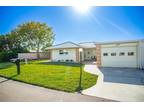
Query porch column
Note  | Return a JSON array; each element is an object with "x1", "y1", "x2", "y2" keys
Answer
[
  {"x1": 76, "y1": 48, "x2": 80, "y2": 62},
  {"x1": 96, "y1": 44, "x2": 101, "y2": 67}
]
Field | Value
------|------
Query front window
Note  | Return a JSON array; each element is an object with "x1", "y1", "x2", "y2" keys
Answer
[
  {"x1": 59, "y1": 50, "x2": 64, "y2": 54},
  {"x1": 65, "y1": 52, "x2": 68, "y2": 54},
  {"x1": 59, "y1": 50, "x2": 68, "y2": 55}
]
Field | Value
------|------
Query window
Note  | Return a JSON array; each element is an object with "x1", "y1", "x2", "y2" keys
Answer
[
  {"x1": 103, "y1": 53, "x2": 108, "y2": 56},
  {"x1": 87, "y1": 52, "x2": 90, "y2": 54},
  {"x1": 119, "y1": 52, "x2": 125, "y2": 56},
  {"x1": 59, "y1": 50, "x2": 64, "y2": 54},
  {"x1": 111, "y1": 53, "x2": 116, "y2": 56},
  {"x1": 65, "y1": 52, "x2": 68, "y2": 54},
  {"x1": 59, "y1": 50, "x2": 68, "y2": 55},
  {"x1": 128, "y1": 52, "x2": 134, "y2": 56}
]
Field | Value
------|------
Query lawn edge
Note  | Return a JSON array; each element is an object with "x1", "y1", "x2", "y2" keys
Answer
[{"x1": 0, "y1": 75, "x2": 75, "y2": 93}]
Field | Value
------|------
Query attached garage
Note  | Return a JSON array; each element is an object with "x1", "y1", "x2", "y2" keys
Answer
[{"x1": 101, "y1": 42, "x2": 138, "y2": 68}]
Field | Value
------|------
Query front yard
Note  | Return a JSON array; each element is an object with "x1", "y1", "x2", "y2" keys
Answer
[{"x1": 0, "y1": 60, "x2": 97, "y2": 92}]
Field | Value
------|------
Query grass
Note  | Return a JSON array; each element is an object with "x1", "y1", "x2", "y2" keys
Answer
[
  {"x1": 0, "y1": 60, "x2": 97, "y2": 92},
  {"x1": 0, "y1": 62, "x2": 14, "y2": 69}
]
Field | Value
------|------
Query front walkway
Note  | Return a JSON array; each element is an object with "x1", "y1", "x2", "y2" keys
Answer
[
  {"x1": 82, "y1": 64, "x2": 144, "y2": 102},
  {"x1": 0, "y1": 77, "x2": 112, "y2": 102}
]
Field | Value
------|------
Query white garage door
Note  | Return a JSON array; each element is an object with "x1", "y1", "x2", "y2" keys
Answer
[{"x1": 101, "y1": 46, "x2": 137, "y2": 68}]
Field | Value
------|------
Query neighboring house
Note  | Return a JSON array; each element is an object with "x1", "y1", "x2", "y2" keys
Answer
[{"x1": 47, "y1": 39, "x2": 144, "y2": 69}]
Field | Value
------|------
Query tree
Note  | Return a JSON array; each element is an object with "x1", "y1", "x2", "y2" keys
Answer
[
  {"x1": 10, "y1": 21, "x2": 55, "y2": 59},
  {"x1": 0, "y1": 35, "x2": 10, "y2": 51},
  {"x1": 0, "y1": 34, "x2": 29, "y2": 62}
]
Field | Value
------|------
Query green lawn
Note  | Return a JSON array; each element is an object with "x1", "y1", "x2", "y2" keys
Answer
[
  {"x1": 0, "y1": 62, "x2": 14, "y2": 69},
  {"x1": 0, "y1": 60, "x2": 97, "y2": 92}
]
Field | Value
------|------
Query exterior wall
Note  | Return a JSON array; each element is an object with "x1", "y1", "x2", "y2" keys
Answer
[
  {"x1": 18, "y1": 52, "x2": 50, "y2": 60},
  {"x1": 96, "y1": 44, "x2": 101, "y2": 67},
  {"x1": 138, "y1": 40, "x2": 144, "y2": 69},
  {"x1": 84, "y1": 48, "x2": 96, "y2": 60},
  {"x1": 101, "y1": 42, "x2": 138, "y2": 68},
  {"x1": 51, "y1": 49, "x2": 77, "y2": 62}
]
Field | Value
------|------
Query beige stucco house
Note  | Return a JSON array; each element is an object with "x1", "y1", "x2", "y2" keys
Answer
[{"x1": 47, "y1": 39, "x2": 144, "y2": 69}]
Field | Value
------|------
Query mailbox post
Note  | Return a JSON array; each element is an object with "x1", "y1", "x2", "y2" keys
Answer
[
  {"x1": 77, "y1": 48, "x2": 83, "y2": 93},
  {"x1": 15, "y1": 59, "x2": 20, "y2": 75},
  {"x1": 10, "y1": 58, "x2": 21, "y2": 75}
]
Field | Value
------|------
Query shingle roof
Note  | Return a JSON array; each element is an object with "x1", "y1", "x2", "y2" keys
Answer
[
  {"x1": 95, "y1": 39, "x2": 142, "y2": 45},
  {"x1": 78, "y1": 42, "x2": 96, "y2": 48},
  {"x1": 47, "y1": 39, "x2": 144, "y2": 50},
  {"x1": 47, "y1": 41, "x2": 81, "y2": 49}
]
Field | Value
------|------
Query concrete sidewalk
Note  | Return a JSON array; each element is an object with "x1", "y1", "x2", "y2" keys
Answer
[{"x1": 0, "y1": 77, "x2": 112, "y2": 102}]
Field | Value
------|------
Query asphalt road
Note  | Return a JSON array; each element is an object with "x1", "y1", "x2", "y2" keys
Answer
[{"x1": 0, "y1": 77, "x2": 113, "y2": 102}]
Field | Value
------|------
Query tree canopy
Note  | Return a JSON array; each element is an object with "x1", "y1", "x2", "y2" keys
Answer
[
  {"x1": 0, "y1": 21, "x2": 55, "y2": 61},
  {"x1": 11, "y1": 21, "x2": 55, "y2": 52}
]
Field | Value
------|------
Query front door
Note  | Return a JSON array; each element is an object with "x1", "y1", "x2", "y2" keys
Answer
[{"x1": 84, "y1": 48, "x2": 96, "y2": 61}]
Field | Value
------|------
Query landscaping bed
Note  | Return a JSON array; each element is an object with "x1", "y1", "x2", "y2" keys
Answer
[{"x1": 0, "y1": 60, "x2": 97, "y2": 92}]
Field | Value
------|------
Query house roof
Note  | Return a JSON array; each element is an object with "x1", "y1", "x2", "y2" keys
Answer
[
  {"x1": 78, "y1": 42, "x2": 96, "y2": 48},
  {"x1": 95, "y1": 39, "x2": 143, "y2": 45},
  {"x1": 47, "y1": 41, "x2": 81, "y2": 49},
  {"x1": 47, "y1": 39, "x2": 144, "y2": 50}
]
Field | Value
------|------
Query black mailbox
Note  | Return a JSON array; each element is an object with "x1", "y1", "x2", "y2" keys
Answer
[{"x1": 10, "y1": 58, "x2": 20, "y2": 75}]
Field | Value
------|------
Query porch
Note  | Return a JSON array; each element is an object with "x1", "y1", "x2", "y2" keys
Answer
[{"x1": 82, "y1": 48, "x2": 96, "y2": 62}]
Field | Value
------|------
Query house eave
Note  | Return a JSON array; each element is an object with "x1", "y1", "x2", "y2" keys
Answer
[{"x1": 95, "y1": 39, "x2": 144, "y2": 45}]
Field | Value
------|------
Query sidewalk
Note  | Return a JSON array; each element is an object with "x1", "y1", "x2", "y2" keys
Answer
[{"x1": 82, "y1": 64, "x2": 104, "y2": 96}]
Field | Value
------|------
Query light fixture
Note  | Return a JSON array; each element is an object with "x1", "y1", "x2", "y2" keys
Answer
[{"x1": 79, "y1": 48, "x2": 83, "y2": 52}]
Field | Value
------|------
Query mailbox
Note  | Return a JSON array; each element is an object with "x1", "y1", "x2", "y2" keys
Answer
[{"x1": 10, "y1": 58, "x2": 20, "y2": 75}]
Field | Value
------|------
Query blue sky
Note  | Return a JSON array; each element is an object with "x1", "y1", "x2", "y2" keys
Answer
[{"x1": 0, "y1": 6, "x2": 144, "y2": 44}]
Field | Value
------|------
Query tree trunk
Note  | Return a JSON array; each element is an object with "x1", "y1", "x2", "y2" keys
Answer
[
  {"x1": 37, "y1": 51, "x2": 40, "y2": 60},
  {"x1": 37, "y1": 44, "x2": 40, "y2": 59}
]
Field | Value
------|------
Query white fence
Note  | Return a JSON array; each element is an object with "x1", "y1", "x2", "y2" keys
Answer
[{"x1": 18, "y1": 52, "x2": 50, "y2": 60}]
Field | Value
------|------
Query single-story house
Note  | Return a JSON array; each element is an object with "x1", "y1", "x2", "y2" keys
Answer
[{"x1": 47, "y1": 39, "x2": 144, "y2": 69}]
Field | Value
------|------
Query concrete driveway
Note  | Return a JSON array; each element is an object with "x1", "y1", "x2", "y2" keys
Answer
[
  {"x1": 100, "y1": 67, "x2": 144, "y2": 85},
  {"x1": 82, "y1": 65, "x2": 144, "y2": 102}
]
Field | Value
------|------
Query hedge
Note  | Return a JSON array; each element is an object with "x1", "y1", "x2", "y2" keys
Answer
[{"x1": 0, "y1": 51, "x2": 17, "y2": 62}]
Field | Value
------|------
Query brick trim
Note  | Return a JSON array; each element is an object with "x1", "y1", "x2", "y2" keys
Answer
[
  {"x1": 96, "y1": 44, "x2": 101, "y2": 67},
  {"x1": 76, "y1": 48, "x2": 79, "y2": 62}
]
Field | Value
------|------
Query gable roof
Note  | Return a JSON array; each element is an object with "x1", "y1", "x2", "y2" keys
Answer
[
  {"x1": 47, "y1": 39, "x2": 144, "y2": 50},
  {"x1": 47, "y1": 41, "x2": 81, "y2": 49},
  {"x1": 78, "y1": 42, "x2": 96, "y2": 48}
]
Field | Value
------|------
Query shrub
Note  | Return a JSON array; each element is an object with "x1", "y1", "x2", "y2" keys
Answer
[
  {"x1": 65, "y1": 59, "x2": 69, "y2": 62},
  {"x1": 58, "y1": 60, "x2": 61, "y2": 62},
  {"x1": 0, "y1": 51, "x2": 17, "y2": 62}
]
